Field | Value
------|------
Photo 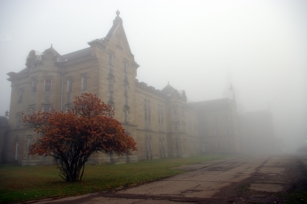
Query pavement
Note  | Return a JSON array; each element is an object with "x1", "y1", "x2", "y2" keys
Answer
[{"x1": 31, "y1": 154, "x2": 303, "y2": 204}]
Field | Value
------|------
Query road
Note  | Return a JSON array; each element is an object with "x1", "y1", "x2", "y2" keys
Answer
[{"x1": 33, "y1": 155, "x2": 304, "y2": 204}]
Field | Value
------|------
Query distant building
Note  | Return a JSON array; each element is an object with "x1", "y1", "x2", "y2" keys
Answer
[
  {"x1": 190, "y1": 98, "x2": 241, "y2": 153},
  {"x1": 243, "y1": 111, "x2": 281, "y2": 154},
  {"x1": 3, "y1": 11, "x2": 274, "y2": 165}
]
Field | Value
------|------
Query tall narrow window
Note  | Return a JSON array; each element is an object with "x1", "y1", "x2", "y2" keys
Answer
[
  {"x1": 215, "y1": 118, "x2": 218, "y2": 135},
  {"x1": 125, "y1": 109, "x2": 129, "y2": 123},
  {"x1": 144, "y1": 100, "x2": 147, "y2": 129},
  {"x1": 18, "y1": 89, "x2": 24, "y2": 103},
  {"x1": 81, "y1": 75, "x2": 87, "y2": 91},
  {"x1": 67, "y1": 78, "x2": 72, "y2": 93},
  {"x1": 108, "y1": 53, "x2": 113, "y2": 66},
  {"x1": 146, "y1": 135, "x2": 152, "y2": 160},
  {"x1": 144, "y1": 100, "x2": 151, "y2": 130},
  {"x1": 27, "y1": 136, "x2": 32, "y2": 154},
  {"x1": 44, "y1": 79, "x2": 52, "y2": 92},
  {"x1": 174, "y1": 121, "x2": 178, "y2": 132},
  {"x1": 31, "y1": 78, "x2": 37, "y2": 93},
  {"x1": 158, "y1": 104, "x2": 164, "y2": 131},
  {"x1": 124, "y1": 62, "x2": 127, "y2": 73},
  {"x1": 16, "y1": 112, "x2": 21, "y2": 128},
  {"x1": 148, "y1": 101, "x2": 151, "y2": 122},
  {"x1": 15, "y1": 142, "x2": 19, "y2": 160}
]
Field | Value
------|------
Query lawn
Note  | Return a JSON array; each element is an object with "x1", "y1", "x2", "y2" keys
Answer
[{"x1": 0, "y1": 154, "x2": 224, "y2": 203}]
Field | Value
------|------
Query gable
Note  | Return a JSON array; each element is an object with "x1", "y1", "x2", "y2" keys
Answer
[{"x1": 105, "y1": 12, "x2": 133, "y2": 59}]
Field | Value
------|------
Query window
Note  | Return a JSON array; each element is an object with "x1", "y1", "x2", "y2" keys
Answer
[
  {"x1": 15, "y1": 142, "x2": 19, "y2": 160},
  {"x1": 27, "y1": 136, "x2": 32, "y2": 154},
  {"x1": 81, "y1": 75, "x2": 87, "y2": 91},
  {"x1": 124, "y1": 109, "x2": 129, "y2": 123},
  {"x1": 29, "y1": 105, "x2": 35, "y2": 114},
  {"x1": 42, "y1": 104, "x2": 51, "y2": 112},
  {"x1": 174, "y1": 121, "x2": 178, "y2": 132},
  {"x1": 124, "y1": 105, "x2": 130, "y2": 123},
  {"x1": 18, "y1": 89, "x2": 24, "y2": 103},
  {"x1": 44, "y1": 79, "x2": 52, "y2": 92},
  {"x1": 144, "y1": 99, "x2": 151, "y2": 130},
  {"x1": 181, "y1": 106, "x2": 185, "y2": 118},
  {"x1": 67, "y1": 78, "x2": 72, "y2": 93},
  {"x1": 16, "y1": 112, "x2": 21, "y2": 128},
  {"x1": 158, "y1": 104, "x2": 164, "y2": 131},
  {"x1": 124, "y1": 62, "x2": 128, "y2": 73},
  {"x1": 31, "y1": 78, "x2": 37, "y2": 93},
  {"x1": 108, "y1": 53, "x2": 113, "y2": 66},
  {"x1": 144, "y1": 99, "x2": 147, "y2": 122},
  {"x1": 173, "y1": 106, "x2": 178, "y2": 118},
  {"x1": 145, "y1": 135, "x2": 152, "y2": 160},
  {"x1": 215, "y1": 118, "x2": 218, "y2": 135}
]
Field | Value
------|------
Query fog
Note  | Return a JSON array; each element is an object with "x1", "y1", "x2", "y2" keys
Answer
[{"x1": 0, "y1": 0, "x2": 306, "y2": 152}]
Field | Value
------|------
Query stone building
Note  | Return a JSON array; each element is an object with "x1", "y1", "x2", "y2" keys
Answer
[
  {"x1": 4, "y1": 11, "x2": 245, "y2": 165},
  {"x1": 190, "y1": 98, "x2": 241, "y2": 153}
]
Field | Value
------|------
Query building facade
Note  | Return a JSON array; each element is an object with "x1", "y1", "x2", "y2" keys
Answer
[{"x1": 3, "y1": 11, "x2": 277, "y2": 165}]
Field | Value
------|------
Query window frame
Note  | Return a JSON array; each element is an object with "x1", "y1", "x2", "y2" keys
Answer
[
  {"x1": 67, "y1": 77, "x2": 72, "y2": 93},
  {"x1": 18, "y1": 88, "x2": 24, "y2": 103},
  {"x1": 44, "y1": 78, "x2": 52, "y2": 92},
  {"x1": 81, "y1": 75, "x2": 87, "y2": 91},
  {"x1": 31, "y1": 77, "x2": 37, "y2": 93}
]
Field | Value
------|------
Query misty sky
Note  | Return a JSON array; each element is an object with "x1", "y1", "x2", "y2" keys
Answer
[{"x1": 0, "y1": 0, "x2": 306, "y2": 152}]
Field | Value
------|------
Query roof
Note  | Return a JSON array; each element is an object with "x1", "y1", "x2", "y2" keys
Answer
[
  {"x1": 106, "y1": 10, "x2": 123, "y2": 40},
  {"x1": 161, "y1": 83, "x2": 187, "y2": 101},
  {"x1": 61, "y1": 47, "x2": 91, "y2": 61},
  {"x1": 161, "y1": 83, "x2": 177, "y2": 96},
  {"x1": 189, "y1": 98, "x2": 233, "y2": 112}
]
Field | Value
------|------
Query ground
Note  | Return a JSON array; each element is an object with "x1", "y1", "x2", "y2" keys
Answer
[{"x1": 29, "y1": 154, "x2": 306, "y2": 204}]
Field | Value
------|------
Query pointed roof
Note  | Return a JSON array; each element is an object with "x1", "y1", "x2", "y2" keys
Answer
[
  {"x1": 161, "y1": 82, "x2": 176, "y2": 95},
  {"x1": 106, "y1": 10, "x2": 123, "y2": 39},
  {"x1": 47, "y1": 44, "x2": 62, "y2": 58},
  {"x1": 161, "y1": 82, "x2": 187, "y2": 101},
  {"x1": 105, "y1": 10, "x2": 133, "y2": 57}
]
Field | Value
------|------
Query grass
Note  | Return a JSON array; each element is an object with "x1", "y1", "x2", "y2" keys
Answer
[{"x1": 0, "y1": 154, "x2": 224, "y2": 203}]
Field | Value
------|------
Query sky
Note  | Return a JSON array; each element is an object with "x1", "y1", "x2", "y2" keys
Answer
[{"x1": 0, "y1": 0, "x2": 306, "y2": 152}]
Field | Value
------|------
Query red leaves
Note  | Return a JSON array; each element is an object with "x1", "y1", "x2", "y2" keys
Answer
[{"x1": 23, "y1": 93, "x2": 137, "y2": 157}]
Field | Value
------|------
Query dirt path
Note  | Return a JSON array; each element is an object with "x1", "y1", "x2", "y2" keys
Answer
[{"x1": 33, "y1": 155, "x2": 303, "y2": 204}]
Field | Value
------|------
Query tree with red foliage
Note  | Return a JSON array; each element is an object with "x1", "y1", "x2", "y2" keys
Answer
[{"x1": 23, "y1": 93, "x2": 137, "y2": 182}]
